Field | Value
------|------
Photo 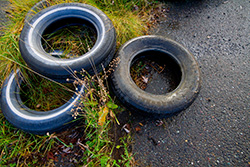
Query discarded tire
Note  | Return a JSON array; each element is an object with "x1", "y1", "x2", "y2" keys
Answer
[
  {"x1": 19, "y1": 3, "x2": 116, "y2": 82},
  {"x1": 110, "y1": 35, "x2": 201, "y2": 114},
  {"x1": 0, "y1": 69, "x2": 85, "y2": 135}
]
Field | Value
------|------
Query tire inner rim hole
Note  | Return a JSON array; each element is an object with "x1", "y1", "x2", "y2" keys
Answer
[
  {"x1": 41, "y1": 17, "x2": 97, "y2": 59},
  {"x1": 19, "y1": 71, "x2": 75, "y2": 111},
  {"x1": 130, "y1": 50, "x2": 182, "y2": 95}
]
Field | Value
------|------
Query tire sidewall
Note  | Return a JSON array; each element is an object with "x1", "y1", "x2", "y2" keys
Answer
[
  {"x1": 1, "y1": 70, "x2": 85, "y2": 134},
  {"x1": 111, "y1": 35, "x2": 201, "y2": 114},
  {"x1": 19, "y1": 3, "x2": 116, "y2": 81}
]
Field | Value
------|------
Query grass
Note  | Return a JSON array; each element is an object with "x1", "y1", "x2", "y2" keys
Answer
[
  {"x1": 0, "y1": 0, "x2": 163, "y2": 166},
  {"x1": 19, "y1": 70, "x2": 75, "y2": 111},
  {"x1": 42, "y1": 24, "x2": 97, "y2": 59},
  {"x1": 0, "y1": 119, "x2": 56, "y2": 165},
  {"x1": 73, "y1": 67, "x2": 125, "y2": 166}
]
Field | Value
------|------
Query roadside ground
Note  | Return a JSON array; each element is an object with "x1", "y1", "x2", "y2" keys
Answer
[
  {"x1": 0, "y1": 0, "x2": 249, "y2": 166},
  {"x1": 130, "y1": 0, "x2": 250, "y2": 166}
]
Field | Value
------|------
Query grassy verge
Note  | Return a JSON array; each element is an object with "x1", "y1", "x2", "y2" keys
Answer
[{"x1": 0, "y1": 0, "x2": 163, "y2": 166}]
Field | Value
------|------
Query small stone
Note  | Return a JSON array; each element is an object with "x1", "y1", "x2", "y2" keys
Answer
[
  {"x1": 206, "y1": 98, "x2": 211, "y2": 102},
  {"x1": 36, "y1": 104, "x2": 41, "y2": 109}
]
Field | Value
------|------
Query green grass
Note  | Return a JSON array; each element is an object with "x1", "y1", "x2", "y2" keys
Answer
[
  {"x1": 42, "y1": 24, "x2": 97, "y2": 59},
  {"x1": 0, "y1": 118, "x2": 56, "y2": 165},
  {"x1": 0, "y1": 0, "x2": 162, "y2": 166},
  {"x1": 73, "y1": 62, "x2": 137, "y2": 166},
  {"x1": 20, "y1": 70, "x2": 75, "y2": 111}
]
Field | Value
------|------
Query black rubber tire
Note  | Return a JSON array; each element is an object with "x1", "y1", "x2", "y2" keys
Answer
[
  {"x1": 110, "y1": 35, "x2": 201, "y2": 115},
  {"x1": 19, "y1": 3, "x2": 116, "y2": 82},
  {"x1": 0, "y1": 69, "x2": 85, "y2": 135}
]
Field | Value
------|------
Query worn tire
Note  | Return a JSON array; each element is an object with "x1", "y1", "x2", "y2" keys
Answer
[
  {"x1": 110, "y1": 35, "x2": 201, "y2": 114},
  {"x1": 0, "y1": 69, "x2": 85, "y2": 135},
  {"x1": 20, "y1": 3, "x2": 116, "y2": 82}
]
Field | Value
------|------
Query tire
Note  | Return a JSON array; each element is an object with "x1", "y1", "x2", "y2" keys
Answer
[
  {"x1": 0, "y1": 69, "x2": 85, "y2": 135},
  {"x1": 19, "y1": 3, "x2": 116, "y2": 82},
  {"x1": 110, "y1": 35, "x2": 201, "y2": 115}
]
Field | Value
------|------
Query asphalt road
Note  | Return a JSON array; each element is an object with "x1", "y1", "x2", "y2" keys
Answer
[
  {"x1": 0, "y1": 0, "x2": 249, "y2": 166},
  {"x1": 131, "y1": 0, "x2": 250, "y2": 166},
  {"x1": 0, "y1": 0, "x2": 9, "y2": 31}
]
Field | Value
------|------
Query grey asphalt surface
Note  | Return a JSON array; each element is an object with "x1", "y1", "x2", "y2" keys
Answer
[
  {"x1": 0, "y1": 0, "x2": 249, "y2": 166},
  {"x1": 131, "y1": 0, "x2": 250, "y2": 166},
  {"x1": 0, "y1": 0, "x2": 9, "y2": 30}
]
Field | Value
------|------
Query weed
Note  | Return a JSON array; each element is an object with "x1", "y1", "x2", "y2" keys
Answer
[
  {"x1": 20, "y1": 70, "x2": 75, "y2": 111},
  {"x1": 0, "y1": 0, "x2": 163, "y2": 166},
  {"x1": 69, "y1": 58, "x2": 137, "y2": 166},
  {"x1": 0, "y1": 117, "x2": 56, "y2": 165},
  {"x1": 42, "y1": 24, "x2": 97, "y2": 59}
]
